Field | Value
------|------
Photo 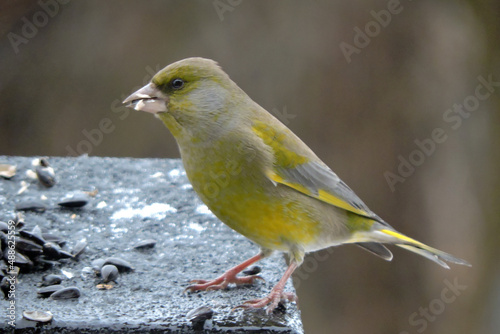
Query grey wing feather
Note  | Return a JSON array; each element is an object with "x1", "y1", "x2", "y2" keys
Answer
[{"x1": 277, "y1": 161, "x2": 386, "y2": 222}]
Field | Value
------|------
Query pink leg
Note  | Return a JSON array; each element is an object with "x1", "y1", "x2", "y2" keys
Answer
[
  {"x1": 186, "y1": 253, "x2": 265, "y2": 292},
  {"x1": 237, "y1": 261, "x2": 299, "y2": 314}
]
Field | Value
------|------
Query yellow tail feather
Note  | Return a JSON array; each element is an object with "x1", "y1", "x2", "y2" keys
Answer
[{"x1": 379, "y1": 229, "x2": 471, "y2": 269}]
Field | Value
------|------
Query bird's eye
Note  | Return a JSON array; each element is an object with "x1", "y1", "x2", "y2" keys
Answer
[{"x1": 171, "y1": 78, "x2": 184, "y2": 90}]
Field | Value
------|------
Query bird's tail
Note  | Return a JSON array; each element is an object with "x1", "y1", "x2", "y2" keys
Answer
[{"x1": 376, "y1": 228, "x2": 471, "y2": 269}]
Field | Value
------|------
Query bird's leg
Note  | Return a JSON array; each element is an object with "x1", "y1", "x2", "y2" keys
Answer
[
  {"x1": 237, "y1": 260, "x2": 299, "y2": 314},
  {"x1": 186, "y1": 252, "x2": 265, "y2": 292}
]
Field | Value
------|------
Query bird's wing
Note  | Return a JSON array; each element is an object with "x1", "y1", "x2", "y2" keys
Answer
[
  {"x1": 252, "y1": 119, "x2": 382, "y2": 221},
  {"x1": 266, "y1": 160, "x2": 379, "y2": 220}
]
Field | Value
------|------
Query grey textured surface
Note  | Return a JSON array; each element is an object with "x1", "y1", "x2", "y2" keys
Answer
[{"x1": 0, "y1": 156, "x2": 303, "y2": 333}]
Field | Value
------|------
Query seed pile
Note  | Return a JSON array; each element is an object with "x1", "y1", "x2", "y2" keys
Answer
[
  {"x1": 0, "y1": 158, "x2": 94, "y2": 304},
  {"x1": 0, "y1": 158, "x2": 141, "y2": 323},
  {"x1": 0, "y1": 214, "x2": 88, "y2": 299},
  {"x1": 1, "y1": 214, "x2": 88, "y2": 271}
]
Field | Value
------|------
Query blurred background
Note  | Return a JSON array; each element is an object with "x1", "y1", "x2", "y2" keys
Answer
[{"x1": 1, "y1": 1, "x2": 499, "y2": 333}]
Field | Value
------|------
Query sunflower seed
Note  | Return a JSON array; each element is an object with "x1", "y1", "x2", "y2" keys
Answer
[
  {"x1": 0, "y1": 164, "x2": 16, "y2": 179},
  {"x1": 101, "y1": 265, "x2": 119, "y2": 283},
  {"x1": 133, "y1": 239, "x2": 157, "y2": 250},
  {"x1": 35, "y1": 158, "x2": 56, "y2": 188},
  {"x1": 37, "y1": 284, "x2": 64, "y2": 298},
  {"x1": 103, "y1": 257, "x2": 134, "y2": 272},
  {"x1": 58, "y1": 192, "x2": 89, "y2": 208},
  {"x1": 15, "y1": 200, "x2": 47, "y2": 212},
  {"x1": 42, "y1": 242, "x2": 63, "y2": 260},
  {"x1": 50, "y1": 286, "x2": 81, "y2": 300},
  {"x1": 96, "y1": 283, "x2": 114, "y2": 290},
  {"x1": 23, "y1": 310, "x2": 53, "y2": 322},
  {"x1": 16, "y1": 238, "x2": 43, "y2": 255},
  {"x1": 42, "y1": 274, "x2": 63, "y2": 286},
  {"x1": 186, "y1": 305, "x2": 213, "y2": 328},
  {"x1": 19, "y1": 226, "x2": 46, "y2": 246},
  {"x1": 71, "y1": 240, "x2": 87, "y2": 258},
  {"x1": 242, "y1": 266, "x2": 262, "y2": 276},
  {"x1": 91, "y1": 259, "x2": 106, "y2": 273}
]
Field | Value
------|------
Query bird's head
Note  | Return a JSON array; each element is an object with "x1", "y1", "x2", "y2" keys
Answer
[{"x1": 123, "y1": 57, "x2": 248, "y2": 140}]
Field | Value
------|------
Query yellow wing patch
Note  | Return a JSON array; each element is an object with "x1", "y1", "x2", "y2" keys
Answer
[
  {"x1": 266, "y1": 171, "x2": 312, "y2": 196},
  {"x1": 266, "y1": 170, "x2": 370, "y2": 217},
  {"x1": 317, "y1": 189, "x2": 371, "y2": 217}
]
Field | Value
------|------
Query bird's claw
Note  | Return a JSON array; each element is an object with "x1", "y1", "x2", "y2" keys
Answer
[{"x1": 235, "y1": 291, "x2": 298, "y2": 314}]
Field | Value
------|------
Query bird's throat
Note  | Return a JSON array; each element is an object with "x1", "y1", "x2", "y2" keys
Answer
[{"x1": 157, "y1": 112, "x2": 183, "y2": 138}]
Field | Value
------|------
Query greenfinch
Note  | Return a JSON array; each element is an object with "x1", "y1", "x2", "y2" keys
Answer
[{"x1": 124, "y1": 57, "x2": 470, "y2": 314}]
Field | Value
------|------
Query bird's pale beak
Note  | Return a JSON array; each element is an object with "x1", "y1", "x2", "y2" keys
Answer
[{"x1": 123, "y1": 83, "x2": 168, "y2": 114}]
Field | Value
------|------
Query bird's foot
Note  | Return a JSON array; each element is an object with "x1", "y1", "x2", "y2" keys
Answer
[
  {"x1": 185, "y1": 253, "x2": 265, "y2": 292},
  {"x1": 236, "y1": 290, "x2": 298, "y2": 314},
  {"x1": 186, "y1": 273, "x2": 264, "y2": 292}
]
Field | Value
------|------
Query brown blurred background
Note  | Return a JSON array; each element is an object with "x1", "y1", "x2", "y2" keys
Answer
[{"x1": 1, "y1": 1, "x2": 499, "y2": 333}]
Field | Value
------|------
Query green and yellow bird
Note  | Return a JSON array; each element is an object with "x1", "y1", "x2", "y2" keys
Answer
[{"x1": 124, "y1": 57, "x2": 470, "y2": 313}]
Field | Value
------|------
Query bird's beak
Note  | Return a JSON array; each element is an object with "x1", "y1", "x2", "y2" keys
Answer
[{"x1": 123, "y1": 83, "x2": 168, "y2": 114}]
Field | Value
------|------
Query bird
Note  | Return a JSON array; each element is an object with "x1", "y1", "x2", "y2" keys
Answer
[{"x1": 123, "y1": 57, "x2": 470, "y2": 314}]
